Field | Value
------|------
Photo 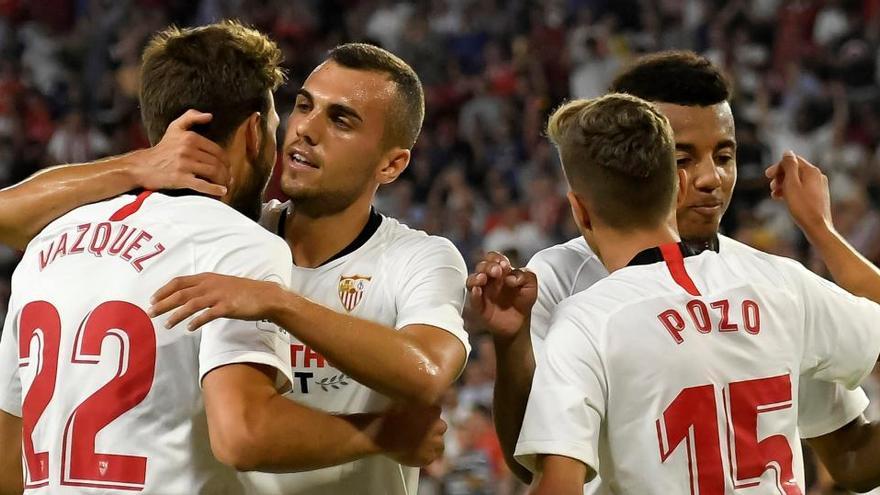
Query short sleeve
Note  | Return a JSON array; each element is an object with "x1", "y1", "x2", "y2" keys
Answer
[
  {"x1": 0, "y1": 300, "x2": 21, "y2": 416},
  {"x1": 798, "y1": 376, "x2": 869, "y2": 439},
  {"x1": 196, "y1": 234, "x2": 295, "y2": 392},
  {"x1": 394, "y1": 236, "x2": 470, "y2": 356},
  {"x1": 791, "y1": 262, "x2": 880, "y2": 389},
  {"x1": 525, "y1": 252, "x2": 563, "y2": 358},
  {"x1": 515, "y1": 301, "x2": 604, "y2": 475}
]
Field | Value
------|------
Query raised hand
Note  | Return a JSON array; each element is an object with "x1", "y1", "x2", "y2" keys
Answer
[
  {"x1": 131, "y1": 110, "x2": 230, "y2": 197},
  {"x1": 765, "y1": 150, "x2": 833, "y2": 234},
  {"x1": 466, "y1": 251, "x2": 538, "y2": 340}
]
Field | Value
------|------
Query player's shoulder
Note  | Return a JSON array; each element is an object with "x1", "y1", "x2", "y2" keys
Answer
[
  {"x1": 717, "y1": 234, "x2": 804, "y2": 281},
  {"x1": 378, "y1": 215, "x2": 465, "y2": 265},
  {"x1": 528, "y1": 236, "x2": 607, "y2": 297},
  {"x1": 528, "y1": 236, "x2": 595, "y2": 268}
]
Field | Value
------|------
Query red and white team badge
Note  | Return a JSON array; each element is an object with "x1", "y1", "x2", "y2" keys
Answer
[{"x1": 338, "y1": 275, "x2": 372, "y2": 312}]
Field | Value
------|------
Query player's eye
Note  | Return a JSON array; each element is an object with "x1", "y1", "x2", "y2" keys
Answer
[
  {"x1": 676, "y1": 156, "x2": 692, "y2": 168},
  {"x1": 716, "y1": 154, "x2": 734, "y2": 166},
  {"x1": 332, "y1": 116, "x2": 352, "y2": 130},
  {"x1": 295, "y1": 100, "x2": 311, "y2": 113}
]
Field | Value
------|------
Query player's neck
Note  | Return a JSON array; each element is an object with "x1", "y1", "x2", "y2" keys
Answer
[
  {"x1": 285, "y1": 194, "x2": 374, "y2": 268},
  {"x1": 592, "y1": 222, "x2": 680, "y2": 273}
]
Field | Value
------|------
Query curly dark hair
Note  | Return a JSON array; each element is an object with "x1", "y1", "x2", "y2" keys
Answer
[{"x1": 610, "y1": 50, "x2": 730, "y2": 106}]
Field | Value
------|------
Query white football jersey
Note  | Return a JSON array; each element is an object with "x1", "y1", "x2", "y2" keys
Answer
[
  {"x1": 0, "y1": 192, "x2": 294, "y2": 495},
  {"x1": 242, "y1": 200, "x2": 471, "y2": 495},
  {"x1": 526, "y1": 235, "x2": 869, "y2": 443},
  {"x1": 516, "y1": 242, "x2": 880, "y2": 494}
]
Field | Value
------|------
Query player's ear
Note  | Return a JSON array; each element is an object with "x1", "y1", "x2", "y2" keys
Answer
[
  {"x1": 567, "y1": 191, "x2": 592, "y2": 233},
  {"x1": 675, "y1": 168, "x2": 688, "y2": 208},
  {"x1": 376, "y1": 147, "x2": 410, "y2": 185},
  {"x1": 244, "y1": 112, "x2": 262, "y2": 163}
]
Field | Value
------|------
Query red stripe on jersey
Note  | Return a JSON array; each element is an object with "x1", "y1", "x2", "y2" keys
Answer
[
  {"x1": 109, "y1": 191, "x2": 153, "y2": 222},
  {"x1": 659, "y1": 243, "x2": 701, "y2": 296}
]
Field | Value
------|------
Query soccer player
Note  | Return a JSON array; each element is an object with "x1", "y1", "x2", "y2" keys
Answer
[
  {"x1": 471, "y1": 51, "x2": 880, "y2": 493},
  {"x1": 148, "y1": 43, "x2": 471, "y2": 495},
  {"x1": 517, "y1": 93, "x2": 880, "y2": 493},
  {"x1": 0, "y1": 23, "x2": 445, "y2": 494},
  {"x1": 0, "y1": 43, "x2": 469, "y2": 495}
]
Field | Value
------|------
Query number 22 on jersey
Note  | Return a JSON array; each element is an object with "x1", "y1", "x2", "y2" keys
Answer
[
  {"x1": 19, "y1": 300, "x2": 156, "y2": 491},
  {"x1": 656, "y1": 374, "x2": 800, "y2": 495}
]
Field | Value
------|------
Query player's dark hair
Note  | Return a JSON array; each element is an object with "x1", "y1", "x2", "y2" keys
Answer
[
  {"x1": 327, "y1": 43, "x2": 425, "y2": 150},
  {"x1": 547, "y1": 94, "x2": 677, "y2": 230},
  {"x1": 610, "y1": 51, "x2": 730, "y2": 106},
  {"x1": 140, "y1": 20, "x2": 285, "y2": 145}
]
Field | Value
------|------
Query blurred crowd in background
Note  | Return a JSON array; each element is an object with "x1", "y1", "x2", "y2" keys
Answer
[{"x1": 1, "y1": 0, "x2": 880, "y2": 493}]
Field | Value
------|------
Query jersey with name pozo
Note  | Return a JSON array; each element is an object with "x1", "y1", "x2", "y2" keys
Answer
[
  {"x1": 0, "y1": 193, "x2": 293, "y2": 494},
  {"x1": 517, "y1": 247, "x2": 880, "y2": 494},
  {"x1": 526, "y1": 235, "x2": 869, "y2": 442},
  {"x1": 242, "y1": 200, "x2": 470, "y2": 495}
]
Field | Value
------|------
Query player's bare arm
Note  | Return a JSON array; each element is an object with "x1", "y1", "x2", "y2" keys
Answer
[
  {"x1": 529, "y1": 455, "x2": 594, "y2": 495},
  {"x1": 0, "y1": 410, "x2": 22, "y2": 495},
  {"x1": 466, "y1": 251, "x2": 538, "y2": 483},
  {"x1": 151, "y1": 274, "x2": 467, "y2": 406},
  {"x1": 768, "y1": 150, "x2": 880, "y2": 490},
  {"x1": 202, "y1": 362, "x2": 445, "y2": 472},
  {"x1": 0, "y1": 110, "x2": 228, "y2": 250}
]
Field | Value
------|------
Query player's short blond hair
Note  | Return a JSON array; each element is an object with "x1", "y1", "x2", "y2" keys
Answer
[{"x1": 547, "y1": 93, "x2": 677, "y2": 230}]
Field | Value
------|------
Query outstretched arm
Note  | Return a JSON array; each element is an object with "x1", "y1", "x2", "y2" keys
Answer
[
  {"x1": 0, "y1": 110, "x2": 228, "y2": 249},
  {"x1": 768, "y1": 151, "x2": 880, "y2": 491}
]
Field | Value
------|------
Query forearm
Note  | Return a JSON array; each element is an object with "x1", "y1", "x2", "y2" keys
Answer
[
  {"x1": 805, "y1": 223, "x2": 880, "y2": 303},
  {"x1": 268, "y1": 291, "x2": 449, "y2": 404},
  {"x1": 493, "y1": 322, "x2": 536, "y2": 484},
  {"x1": 204, "y1": 365, "x2": 382, "y2": 472},
  {"x1": 248, "y1": 396, "x2": 382, "y2": 472},
  {"x1": 808, "y1": 417, "x2": 880, "y2": 492},
  {"x1": 0, "y1": 152, "x2": 142, "y2": 249}
]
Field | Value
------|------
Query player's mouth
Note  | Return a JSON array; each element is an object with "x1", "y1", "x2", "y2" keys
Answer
[
  {"x1": 286, "y1": 149, "x2": 320, "y2": 172},
  {"x1": 689, "y1": 201, "x2": 723, "y2": 217}
]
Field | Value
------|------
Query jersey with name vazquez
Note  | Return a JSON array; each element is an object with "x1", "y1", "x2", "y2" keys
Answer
[
  {"x1": 0, "y1": 193, "x2": 294, "y2": 495},
  {"x1": 243, "y1": 200, "x2": 471, "y2": 495},
  {"x1": 516, "y1": 244, "x2": 880, "y2": 494}
]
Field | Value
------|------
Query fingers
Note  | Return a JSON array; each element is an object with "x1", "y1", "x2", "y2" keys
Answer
[
  {"x1": 150, "y1": 275, "x2": 202, "y2": 309},
  {"x1": 182, "y1": 153, "x2": 230, "y2": 187},
  {"x1": 473, "y1": 251, "x2": 512, "y2": 279},
  {"x1": 165, "y1": 297, "x2": 215, "y2": 329},
  {"x1": 187, "y1": 306, "x2": 225, "y2": 331},
  {"x1": 778, "y1": 150, "x2": 802, "y2": 187},
  {"x1": 503, "y1": 268, "x2": 536, "y2": 288},
  {"x1": 465, "y1": 272, "x2": 488, "y2": 290},
  {"x1": 185, "y1": 178, "x2": 228, "y2": 198},
  {"x1": 168, "y1": 110, "x2": 212, "y2": 131}
]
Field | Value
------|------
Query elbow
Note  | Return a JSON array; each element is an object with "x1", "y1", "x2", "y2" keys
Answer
[
  {"x1": 407, "y1": 372, "x2": 450, "y2": 406},
  {"x1": 209, "y1": 426, "x2": 265, "y2": 472},
  {"x1": 207, "y1": 408, "x2": 269, "y2": 472}
]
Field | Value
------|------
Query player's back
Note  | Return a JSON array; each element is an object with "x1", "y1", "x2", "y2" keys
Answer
[
  {"x1": 525, "y1": 243, "x2": 880, "y2": 494},
  {"x1": 0, "y1": 192, "x2": 293, "y2": 494}
]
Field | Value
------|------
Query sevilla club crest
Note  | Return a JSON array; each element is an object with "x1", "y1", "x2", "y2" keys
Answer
[{"x1": 338, "y1": 275, "x2": 372, "y2": 312}]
